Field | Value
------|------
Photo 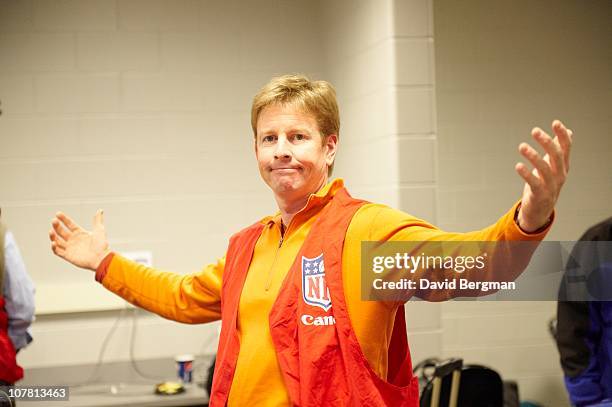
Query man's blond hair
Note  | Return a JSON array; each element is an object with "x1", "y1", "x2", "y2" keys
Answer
[{"x1": 251, "y1": 74, "x2": 340, "y2": 174}]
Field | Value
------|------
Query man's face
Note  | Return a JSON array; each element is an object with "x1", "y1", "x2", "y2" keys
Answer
[{"x1": 255, "y1": 103, "x2": 337, "y2": 203}]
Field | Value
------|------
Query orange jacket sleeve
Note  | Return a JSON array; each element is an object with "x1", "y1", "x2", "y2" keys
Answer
[
  {"x1": 96, "y1": 253, "x2": 224, "y2": 324},
  {"x1": 366, "y1": 201, "x2": 551, "y2": 243},
  {"x1": 354, "y1": 200, "x2": 553, "y2": 302}
]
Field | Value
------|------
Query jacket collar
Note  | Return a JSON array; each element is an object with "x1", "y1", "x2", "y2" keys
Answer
[{"x1": 263, "y1": 178, "x2": 345, "y2": 228}]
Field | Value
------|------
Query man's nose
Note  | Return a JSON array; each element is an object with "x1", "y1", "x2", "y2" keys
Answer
[{"x1": 274, "y1": 137, "x2": 292, "y2": 159}]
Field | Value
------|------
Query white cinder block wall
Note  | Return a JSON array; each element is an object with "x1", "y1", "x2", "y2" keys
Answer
[
  {"x1": 321, "y1": 0, "x2": 443, "y2": 371},
  {"x1": 0, "y1": 0, "x2": 324, "y2": 369},
  {"x1": 435, "y1": 1, "x2": 612, "y2": 406},
  {"x1": 322, "y1": 0, "x2": 399, "y2": 207},
  {"x1": 392, "y1": 0, "x2": 442, "y2": 369}
]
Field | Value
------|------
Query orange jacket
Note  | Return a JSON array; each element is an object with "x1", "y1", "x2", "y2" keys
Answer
[{"x1": 211, "y1": 188, "x2": 418, "y2": 406}]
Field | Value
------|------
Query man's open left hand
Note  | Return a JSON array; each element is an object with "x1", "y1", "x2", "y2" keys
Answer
[{"x1": 515, "y1": 119, "x2": 573, "y2": 233}]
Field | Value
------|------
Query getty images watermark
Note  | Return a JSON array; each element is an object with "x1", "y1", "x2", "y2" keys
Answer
[{"x1": 361, "y1": 241, "x2": 612, "y2": 302}]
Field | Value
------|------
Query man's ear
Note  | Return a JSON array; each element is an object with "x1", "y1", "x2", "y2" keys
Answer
[
  {"x1": 325, "y1": 134, "x2": 338, "y2": 166},
  {"x1": 253, "y1": 136, "x2": 258, "y2": 155}
]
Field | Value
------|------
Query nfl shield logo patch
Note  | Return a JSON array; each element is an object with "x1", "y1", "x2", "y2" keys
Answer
[{"x1": 302, "y1": 254, "x2": 332, "y2": 311}]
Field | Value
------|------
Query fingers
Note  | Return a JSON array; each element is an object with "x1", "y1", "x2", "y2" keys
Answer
[
  {"x1": 552, "y1": 120, "x2": 573, "y2": 171},
  {"x1": 49, "y1": 229, "x2": 67, "y2": 258},
  {"x1": 49, "y1": 228, "x2": 67, "y2": 248},
  {"x1": 93, "y1": 209, "x2": 104, "y2": 229},
  {"x1": 51, "y1": 218, "x2": 71, "y2": 241},
  {"x1": 50, "y1": 211, "x2": 80, "y2": 259},
  {"x1": 515, "y1": 162, "x2": 541, "y2": 191},
  {"x1": 532, "y1": 126, "x2": 565, "y2": 180},
  {"x1": 56, "y1": 212, "x2": 80, "y2": 232},
  {"x1": 515, "y1": 120, "x2": 572, "y2": 207},
  {"x1": 518, "y1": 141, "x2": 555, "y2": 189},
  {"x1": 51, "y1": 241, "x2": 66, "y2": 257}
]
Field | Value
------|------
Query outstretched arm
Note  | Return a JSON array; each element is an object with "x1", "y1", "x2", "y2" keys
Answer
[
  {"x1": 354, "y1": 120, "x2": 574, "y2": 302},
  {"x1": 49, "y1": 211, "x2": 223, "y2": 323},
  {"x1": 98, "y1": 253, "x2": 224, "y2": 324}
]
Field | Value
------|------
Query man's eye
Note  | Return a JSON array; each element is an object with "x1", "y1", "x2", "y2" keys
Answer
[
  {"x1": 263, "y1": 135, "x2": 275, "y2": 143},
  {"x1": 294, "y1": 134, "x2": 305, "y2": 141}
]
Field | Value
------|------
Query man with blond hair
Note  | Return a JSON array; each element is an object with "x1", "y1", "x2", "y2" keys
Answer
[{"x1": 49, "y1": 74, "x2": 573, "y2": 406}]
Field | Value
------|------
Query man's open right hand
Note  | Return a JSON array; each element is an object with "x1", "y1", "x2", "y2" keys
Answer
[{"x1": 49, "y1": 210, "x2": 110, "y2": 271}]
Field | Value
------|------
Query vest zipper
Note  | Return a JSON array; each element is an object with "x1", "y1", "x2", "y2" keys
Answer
[{"x1": 264, "y1": 221, "x2": 290, "y2": 292}]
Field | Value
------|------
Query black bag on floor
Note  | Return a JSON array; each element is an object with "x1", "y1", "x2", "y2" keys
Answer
[{"x1": 416, "y1": 359, "x2": 504, "y2": 407}]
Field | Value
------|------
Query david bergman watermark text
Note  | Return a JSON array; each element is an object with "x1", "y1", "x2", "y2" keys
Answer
[{"x1": 372, "y1": 278, "x2": 516, "y2": 293}]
